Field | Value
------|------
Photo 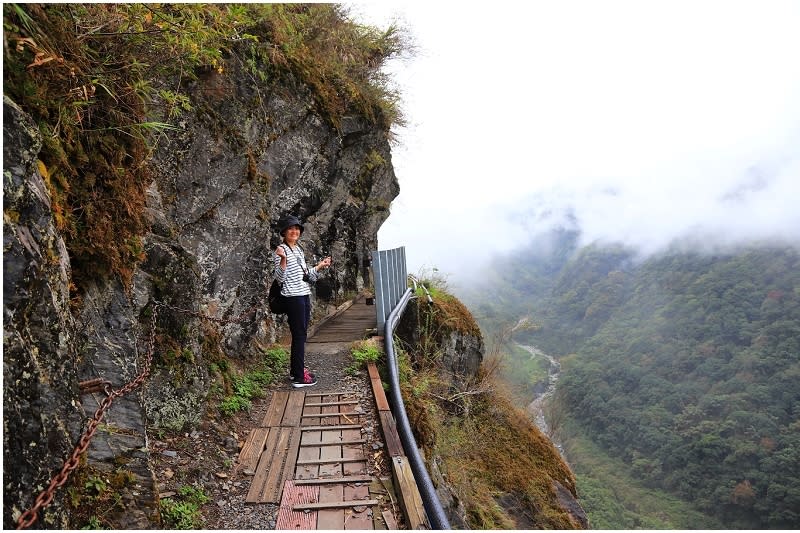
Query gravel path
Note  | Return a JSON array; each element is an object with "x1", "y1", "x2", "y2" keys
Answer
[{"x1": 149, "y1": 340, "x2": 390, "y2": 529}]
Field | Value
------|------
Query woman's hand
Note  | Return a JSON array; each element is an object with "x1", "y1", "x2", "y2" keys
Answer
[
  {"x1": 275, "y1": 245, "x2": 287, "y2": 268},
  {"x1": 316, "y1": 256, "x2": 332, "y2": 270}
]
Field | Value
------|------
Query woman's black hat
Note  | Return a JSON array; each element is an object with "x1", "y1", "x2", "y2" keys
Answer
[{"x1": 278, "y1": 215, "x2": 304, "y2": 236}]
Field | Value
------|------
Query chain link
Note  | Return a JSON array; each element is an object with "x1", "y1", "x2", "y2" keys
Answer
[
  {"x1": 15, "y1": 289, "x2": 268, "y2": 529},
  {"x1": 15, "y1": 304, "x2": 159, "y2": 529}
]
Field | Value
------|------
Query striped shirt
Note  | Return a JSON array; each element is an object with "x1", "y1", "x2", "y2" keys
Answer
[{"x1": 274, "y1": 243, "x2": 320, "y2": 296}]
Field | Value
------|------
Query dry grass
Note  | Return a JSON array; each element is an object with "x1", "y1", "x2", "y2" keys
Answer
[
  {"x1": 254, "y1": 4, "x2": 409, "y2": 130},
  {"x1": 402, "y1": 364, "x2": 581, "y2": 528},
  {"x1": 399, "y1": 282, "x2": 582, "y2": 529}
]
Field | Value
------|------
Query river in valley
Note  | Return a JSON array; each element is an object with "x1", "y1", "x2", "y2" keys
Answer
[{"x1": 517, "y1": 343, "x2": 565, "y2": 456}]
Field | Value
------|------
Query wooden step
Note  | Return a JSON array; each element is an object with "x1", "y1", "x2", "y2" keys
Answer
[
  {"x1": 244, "y1": 427, "x2": 302, "y2": 503},
  {"x1": 304, "y1": 391, "x2": 358, "y2": 397},
  {"x1": 237, "y1": 427, "x2": 269, "y2": 472},
  {"x1": 293, "y1": 499, "x2": 380, "y2": 511},
  {"x1": 296, "y1": 457, "x2": 367, "y2": 466},
  {"x1": 304, "y1": 400, "x2": 360, "y2": 407},
  {"x1": 299, "y1": 439, "x2": 365, "y2": 447},
  {"x1": 262, "y1": 390, "x2": 306, "y2": 427},
  {"x1": 300, "y1": 424, "x2": 362, "y2": 431},
  {"x1": 242, "y1": 384, "x2": 401, "y2": 529},
  {"x1": 300, "y1": 412, "x2": 360, "y2": 419}
]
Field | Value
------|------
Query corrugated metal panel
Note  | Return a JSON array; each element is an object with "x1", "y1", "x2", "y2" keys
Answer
[{"x1": 276, "y1": 479, "x2": 319, "y2": 530}]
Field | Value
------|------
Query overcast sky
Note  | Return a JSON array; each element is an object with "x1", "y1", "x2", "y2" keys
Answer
[{"x1": 350, "y1": 1, "x2": 800, "y2": 285}]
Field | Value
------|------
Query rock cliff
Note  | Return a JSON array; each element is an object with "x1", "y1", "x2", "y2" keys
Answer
[
  {"x1": 4, "y1": 96, "x2": 84, "y2": 529},
  {"x1": 3, "y1": 52, "x2": 397, "y2": 527}
]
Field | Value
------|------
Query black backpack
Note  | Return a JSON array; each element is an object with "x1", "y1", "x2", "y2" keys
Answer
[
  {"x1": 269, "y1": 244, "x2": 290, "y2": 314},
  {"x1": 268, "y1": 279, "x2": 286, "y2": 314}
]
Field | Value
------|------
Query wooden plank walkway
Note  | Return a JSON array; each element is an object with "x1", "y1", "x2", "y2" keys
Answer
[
  {"x1": 239, "y1": 390, "x2": 391, "y2": 529},
  {"x1": 236, "y1": 296, "x2": 428, "y2": 529},
  {"x1": 307, "y1": 298, "x2": 377, "y2": 343}
]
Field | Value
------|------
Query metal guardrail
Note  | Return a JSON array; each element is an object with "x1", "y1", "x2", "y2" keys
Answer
[
  {"x1": 371, "y1": 246, "x2": 407, "y2": 332},
  {"x1": 371, "y1": 246, "x2": 451, "y2": 530},
  {"x1": 408, "y1": 274, "x2": 433, "y2": 305}
]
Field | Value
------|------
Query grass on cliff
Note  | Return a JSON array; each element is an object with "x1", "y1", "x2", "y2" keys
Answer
[
  {"x1": 347, "y1": 338, "x2": 382, "y2": 375},
  {"x1": 402, "y1": 360, "x2": 581, "y2": 529},
  {"x1": 160, "y1": 484, "x2": 210, "y2": 529},
  {"x1": 3, "y1": 3, "x2": 409, "y2": 292},
  {"x1": 399, "y1": 276, "x2": 582, "y2": 529},
  {"x1": 214, "y1": 345, "x2": 289, "y2": 417}
]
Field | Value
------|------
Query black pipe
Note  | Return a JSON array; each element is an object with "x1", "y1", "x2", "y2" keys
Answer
[{"x1": 383, "y1": 287, "x2": 451, "y2": 530}]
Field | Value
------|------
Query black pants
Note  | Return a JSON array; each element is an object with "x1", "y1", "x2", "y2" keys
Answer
[{"x1": 285, "y1": 295, "x2": 311, "y2": 378}]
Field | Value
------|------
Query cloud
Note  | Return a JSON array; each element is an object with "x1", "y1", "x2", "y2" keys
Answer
[
  {"x1": 354, "y1": 1, "x2": 800, "y2": 282},
  {"x1": 504, "y1": 136, "x2": 800, "y2": 262}
]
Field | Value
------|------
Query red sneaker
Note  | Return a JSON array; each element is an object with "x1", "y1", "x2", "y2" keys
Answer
[{"x1": 291, "y1": 368, "x2": 317, "y2": 388}]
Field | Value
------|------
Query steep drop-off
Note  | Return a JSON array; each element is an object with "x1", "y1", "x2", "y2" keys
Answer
[
  {"x1": 462, "y1": 228, "x2": 800, "y2": 528},
  {"x1": 393, "y1": 284, "x2": 588, "y2": 529}
]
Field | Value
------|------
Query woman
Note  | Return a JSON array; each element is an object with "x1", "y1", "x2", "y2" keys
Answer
[{"x1": 274, "y1": 215, "x2": 332, "y2": 388}]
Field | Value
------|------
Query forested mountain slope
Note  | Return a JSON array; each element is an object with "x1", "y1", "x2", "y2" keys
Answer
[{"x1": 461, "y1": 232, "x2": 800, "y2": 529}]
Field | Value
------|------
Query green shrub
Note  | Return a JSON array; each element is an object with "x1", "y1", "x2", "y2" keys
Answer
[
  {"x1": 160, "y1": 500, "x2": 200, "y2": 530},
  {"x1": 160, "y1": 484, "x2": 209, "y2": 529},
  {"x1": 178, "y1": 484, "x2": 210, "y2": 505},
  {"x1": 80, "y1": 516, "x2": 102, "y2": 530},
  {"x1": 217, "y1": 345, "x2": 287, "y2": 416},
  {"x1": 264, "y1": 346, "x2": 289, "y2": 368},
  {"x1": 219, "y1": 395, "x2": 251, "y2": 417},
  {"x1": 347, "y1": 339, "x2": 381, "y2": 375}
]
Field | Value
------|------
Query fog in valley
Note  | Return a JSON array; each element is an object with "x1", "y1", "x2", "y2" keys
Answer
[{"x1": 354, "y1": 1, "x2": 800, "y2": 287}]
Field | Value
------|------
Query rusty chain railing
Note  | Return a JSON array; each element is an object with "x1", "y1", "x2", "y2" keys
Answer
[{"x1": 15, "y1": 292, "x2": 265, "y2": 529}]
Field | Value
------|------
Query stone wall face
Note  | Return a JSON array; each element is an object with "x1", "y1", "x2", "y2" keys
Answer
[
  {"x1": 3, "y1": 53, "x2": 398, "y2": 528},
  {"x1": 4, "y1": 96, "x2": 84, "y2": 529}
]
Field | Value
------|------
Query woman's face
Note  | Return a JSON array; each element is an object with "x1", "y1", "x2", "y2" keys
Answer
[{"x1": 284, "y1": 225, "x2": 301, "y2": 243}]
